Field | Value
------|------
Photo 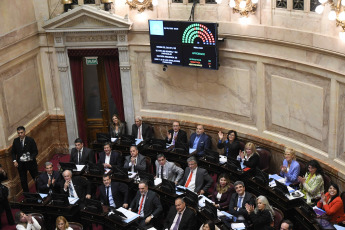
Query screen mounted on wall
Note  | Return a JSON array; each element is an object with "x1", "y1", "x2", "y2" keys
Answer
[{"x1": 149, "y1": 20, "x2": 219, "y2": 70}]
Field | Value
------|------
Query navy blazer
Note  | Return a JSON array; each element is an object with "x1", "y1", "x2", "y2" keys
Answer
[
  {"x1": 98, "y1": 182, "x2": 128, "y2": 207},
  {"x1": 11, "y1": 136, "x2": 38, "y2": 162},
  {"x1": 98, "y1": 151, "x2": 122, "y2": 168},
  {"x1": 189, "y1": 133, "x2": 211, "y2": 156},
  {"x1": 69, "y1": 147, "x2": 95, "y2": 165},
  {"x1": 129, "y1": 190, "x2": 163, "y2": 219},
  {"x1": 37, "y1": 171, "x2": 61, "y2": 194},
  {"x1": 228, "y1": 192, "x2": 256, "y2": 217}
]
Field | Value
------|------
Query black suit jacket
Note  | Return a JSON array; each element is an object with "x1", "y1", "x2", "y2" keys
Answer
[
  {"x1": 98, "y1": 151, "x2": 122, "y2": 168},
  {"x1": 131, "y1": 123, "x2": 153, "y2": 140},
  {"x1": 228, "y1": 192, "x2": 256, "y2": 217},
  {"x1": 179, "y1": 167, "x2": 213, "y2": 193},
  {"x1": 243, "y1": 153, "x2": 260, "y2": 169},
  {"x1": 164, "y1": 206, "x2": 197, "y2": 230},
  {"x1": 37, "y1": 171, "x2": 61, "y2": 194},
  {"x1": 98, "y1": 182, "x2": 128, "y2": 207},
  {"x1": 123, "y1": 153, "x2": 146, "y2": 172},
  {"x1": 129, "y1": 190, "x2": 162, "y2": 219},
  {"x1": 166, "y1": 129, "x2": 188, "y2": 144},
  {"x1": 217, "y1": 140, "x2": 242, "y2": 160},
  {"x1": 61, "y1": 176, "x2": 91, "y2": 201},
  {"x1": 11, "y1": 136, "x2": 38, "y2": 162},
  {"x1": 69, "y1": 147, "x2": 95, "y2": 165}
]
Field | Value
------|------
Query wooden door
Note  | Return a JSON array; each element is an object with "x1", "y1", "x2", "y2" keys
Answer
[{"x1": 83, "y1": 57, "x2": 118, "y2": 144}]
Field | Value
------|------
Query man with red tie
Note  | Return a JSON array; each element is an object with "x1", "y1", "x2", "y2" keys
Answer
[
  {"x1": 129, "y1": 181, "x2": 163, "y2": 229},
  {"x1": 131, "y1": 116, "x2": 153, "y2": 140},
  {"x1": 179, "y1": 157, "x2": 213, "y2": 195}
]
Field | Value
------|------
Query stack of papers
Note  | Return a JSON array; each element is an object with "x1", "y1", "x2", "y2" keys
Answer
[
  {"x1": 231, "y1": 223, "x2": 246, "y2": 230},
  {"x1": 198, "y1": 195, "x2": 214, "y2": 208},
  {"x1": 135, "y1": 139, "x2": 143, "y2": 145},
  {"x1": 68, "y1": 197, "x2": 79, "y2": 205},
  {"x1": 189, "y1": 148, "x2": 196, "y2": 154},
  {"x1": 116, "y1": 207, "x2": 139, "y2": 223}
]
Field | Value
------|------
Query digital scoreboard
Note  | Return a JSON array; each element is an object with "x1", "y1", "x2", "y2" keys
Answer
[{"x1": 149, "y1": 20, "x2": 219, "y2": 70}]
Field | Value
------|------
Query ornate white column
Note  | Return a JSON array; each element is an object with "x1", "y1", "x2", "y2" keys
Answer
[
  {"x1": 54, "y1": 34, "x2": 79, "y2": 149},
  {"x1": 118, "y1": 34, "x2": 135, "y2": 131}
]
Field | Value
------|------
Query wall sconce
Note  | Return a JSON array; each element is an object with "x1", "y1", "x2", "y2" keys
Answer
[
  {"x1": 228, "y1": 0, "x2": 259, "y2": 17},
  {"x1": 126, "y1": 0, "x2": 158, "y2": 12},
  {"x1": 101, "y1": 0, "x2": 114, "y2": 11},
  {"x1": 61, "y1": 0, "x2": 73, "y2": 12},
  {"x1": 315, "y1": 0, "x2": 345, "y2": 41}
]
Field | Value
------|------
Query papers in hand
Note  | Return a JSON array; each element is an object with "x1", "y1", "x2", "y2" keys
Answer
[
  {"x1": 116, "y1": 207, "x2": 139, "y2": 223},
  {"x1": 128, "y1": 172, "x2": 137, "y2": 179},
  {"x1": 68, "y1": 197, "x2": 79, "y2": 205},
  {"x1": 154, "y1": 178, "x2": 162, "y2": 186}
]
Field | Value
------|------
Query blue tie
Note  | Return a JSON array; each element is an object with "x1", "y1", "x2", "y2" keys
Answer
[
  {"x1": 69, "y1": 184, "x2": 75, "y2": 198},
  {"x1": 237, "y1": 196, "x2": 243, "y2": 209}
]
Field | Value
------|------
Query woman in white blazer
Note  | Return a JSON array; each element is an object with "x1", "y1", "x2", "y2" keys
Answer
[{"x1": 15, "y1": 211, "x2": 41, "y2": 230}]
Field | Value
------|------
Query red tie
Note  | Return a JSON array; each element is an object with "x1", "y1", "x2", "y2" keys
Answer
[
  {"x1": 138, "y1": 194, "x2": 145, "y2": 215},
  {"x1": 138, "y1": 127, "x2": 141, "y2": 139},
  {"x1": 185, "y1": 170, "x2": 193, "y2": 187}
]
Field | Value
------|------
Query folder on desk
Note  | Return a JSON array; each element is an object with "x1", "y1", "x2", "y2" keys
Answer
[{"x1": 116, "y1": 207, "x2": 139, "y2": 223}]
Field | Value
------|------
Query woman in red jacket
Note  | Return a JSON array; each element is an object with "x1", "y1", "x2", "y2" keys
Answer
[{"x1": 317, "y1": 183, "x2": 345, "y2": 224}]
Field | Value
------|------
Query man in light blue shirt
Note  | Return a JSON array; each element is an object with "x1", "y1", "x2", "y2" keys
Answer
[{"x1": 189, "y1": 125, "x2": 211, "y2": 156}]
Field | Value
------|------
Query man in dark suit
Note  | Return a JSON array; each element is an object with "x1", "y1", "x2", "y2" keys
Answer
[
  {"x1": 11, "y1": 126, "x2": 39, "y2": 192},
  {"x1": 179, "y1": 157, "x2": 213, "y2": 195},
  {"x1": 69, "y1": 138, "x2": 95, "y2": 165},
  {"x1": 98, "y1": 142, "x2": 122, "y2": 169},
  {"x1": 155, "y1": 154, "x2": 184, "y2": 184},
  {"x1": 61, "y1": 170, "x2": 91, "y2": 202},
  {"x1": 129, "y1": 181, "x2": 163, "y2": 229},
  {"x1": 131, "y1": 116, "x2": 153, "y2": 140},
  {"x1": 228, "y1": 181, "x2": 256, "y2": 220},
  {"x1": 166, "y1": 121, "x2": 188, "y2": 145},
  {"x1": 37, "y1": 162, "x2": 61, "y2": 194},
  {"x1": 0, "y1": 164, "x2": 15, "y2": 228},
  {"x1": 99, "y1": 174, "x2": 128, "y2": 208},
  {"x1": 164, "y1": 197, "x2": 196, "y2": 230},
  {"x1": 189, "y1": 125, "x2": 211, "y2": 156},
  {"x1": 123, "y1": 146, "x2": 146, "y2": 172}
]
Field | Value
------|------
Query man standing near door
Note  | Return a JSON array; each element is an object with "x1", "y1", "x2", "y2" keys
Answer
[
  {"x1": 11, "y1": 126, "x2": 39, "y2": 193},
  {"x1": 69, "y1": 138, "x2": 95, "y2": 165}
]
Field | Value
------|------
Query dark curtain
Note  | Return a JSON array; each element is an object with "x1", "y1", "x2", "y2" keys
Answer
[
  {"x1": 104, "y1": 56, "x2": 125, "y2": 121},
  {"x1": 69, "y1": 56, "x2": 88, "y2": 147}
]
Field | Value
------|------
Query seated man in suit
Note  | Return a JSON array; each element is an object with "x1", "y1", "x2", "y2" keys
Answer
[
  {"x1": 155, "y1": 154, "x2": 184, "y2": 185},
  {"x1": 123, "y1": 146, "x2": 146, "y2": 172},
  {"x1": 61, "y1": 170, "x2": 91, "y2": 202},
  {"x1": 131, "y1": 116, "x2": 153, "y2": 140},
  {"x1": 37, "y1": 161, "x2": 61, "y2": 194},
  {"x1": 179, "y1": 157, "x2": 213, "y2": 195},
  {"x1": 166, "y1": 121, "x2": 188, "y2": 145},
  {"x1": 98, "y1": 142, "x2": 122, "y2": 170},
  {"x1": 164, "y1": 197, "x2": 197, "y2": 230},
  {"x1": 228, "y1": 181, "x2": 256, "y2": 220},
  {"x1": 129, "y1": 180, "x2": 163, "y2": 229},
  {"x1": 69, "y1": 138, "x2": 95, "y2": 165},
  {"x1": 99, "y1": 174, "x2": 128, "y2": 208},
  {"x1": 189, "y1": 125, "x2": 211, "y2": 156}
]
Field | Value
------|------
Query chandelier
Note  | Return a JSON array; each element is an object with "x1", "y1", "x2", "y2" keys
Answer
[
  {"x1": 227, "y1": 0, "x2": 259, "y2": 17},
  {"x1": 315, "y1": 0, "x2": 345, "y2": 40},
  {"x1": 126, "y1": 0, "x2": 158, "y2": 12}
]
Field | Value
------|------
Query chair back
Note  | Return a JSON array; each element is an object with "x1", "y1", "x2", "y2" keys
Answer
[
  {"x1": 145, "y1": 156, "x2": 153, "y2": 174},
  {"x1": 69, "y1": 222, "x2": 83, "y2": 230},
  {"x1": 272, "y1": 207, "x2": 284, "y2": 230},
  {"x1": 256, "y1": 147, "x2": 272, "y2": 172},
  {"x1": 34, "y1": 175, "x2": 40, "y2": 193},
  {"x1": 30, "y1": 213, "x2": 45, "y2": 230},
  {"x1": 341, "y1": 191, "x2": 345, "y2": 212},
  {"x1": 298, "y1": 161, "x2": 306, "y2": 176},
  {"x1": 322, "y1": 174, "x2": 332, "y2": 193}
]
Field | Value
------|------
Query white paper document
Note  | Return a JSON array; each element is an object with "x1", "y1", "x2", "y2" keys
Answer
[
  {"x1": 135, "y1": 139, "x2": 143, "y2": 145},
  {"x1": 219, "y1": 155, "x2": 227, "y2": 164},
  {"x1": 198, "y1": 195, "x2": 214, "y2": 208},
  {"x1": 75, "y1": 165, "x2": 85, "y2": 172},
  {"x1": 111, "y1": 138, "x2": 117, "y2": 142},
  {"x1": 116, "y1": 207, "x2": 139, "y2": 223},
  {"x1": 231, "y1": 223, "x2": 246, "y2": 229},
  {"x1": 68, "y1": 197, "x2": 79, "y2": 205},
  {"x1": 189, "y1": 148, "x2": 196, "y2": 154},
  {"x1": 154, "y1": 178, "x2": 162, "y2": 186}
]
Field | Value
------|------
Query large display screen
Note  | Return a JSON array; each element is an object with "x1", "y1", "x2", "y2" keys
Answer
[{"x1": 149, "y1": 20, "x2": 219, "y2": 70}]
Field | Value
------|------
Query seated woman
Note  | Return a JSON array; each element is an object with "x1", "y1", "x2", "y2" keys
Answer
[
  {"x1": 109, "y1": 114, "x2": 125, "y2": 138},
  {"x1": 217, "y1": 130, "x2": 242, "y2": 160},
  {"x1": 245, "y1": 195, "x2": 274, "y2": 230},
  {"x1": 279, "y1": 147, "x2": 300, "y2": 186},
  {"x1": 15, "y1": 211, "x2": 41, "y2": 230},
  {"x1": 56, "y1": 216, "x2": 73, "y2": 230},
  {"x1": 298, "y1": 160, "x2": 324, "y2": 204},
  {"x1": 199, "y1": 220, "x2": 220, "y2": 230},
  {"x1": 237, "y1": 142, "x2": 260, "y2": 169},
  {"x1": 317, "y1": 183, "x2": 345, "y2": 224},
  {"x1": 211, "y1": 174, "x2": 235, "y2": 211}
]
